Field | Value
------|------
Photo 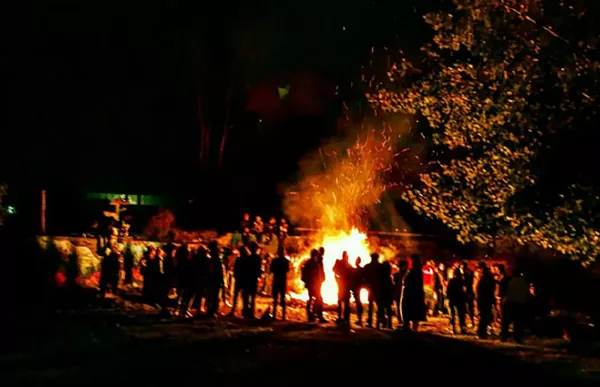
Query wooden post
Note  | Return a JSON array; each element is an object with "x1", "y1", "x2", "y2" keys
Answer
[{"x1": 41, "y1": 189, "x2": 46, "y2": 234}]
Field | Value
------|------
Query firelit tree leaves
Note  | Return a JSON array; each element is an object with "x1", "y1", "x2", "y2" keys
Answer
[{"x1": 368, "y1": 0, "x2": 600, "y2": 264}]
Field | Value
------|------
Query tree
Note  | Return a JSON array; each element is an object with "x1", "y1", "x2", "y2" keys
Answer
[
  {"x1": 192, "y1": 39, "x2": 238, "y2": 171},
  {"x1": 368, "y1": 0, "x2": 600, "y2": 264}
]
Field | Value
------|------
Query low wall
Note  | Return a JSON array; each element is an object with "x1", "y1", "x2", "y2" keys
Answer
[
  {"x1": 36, "y1": 236, "x2": 164, "y2": 287},
  {"x1": 37, "y1": 232, "x2": 447, "y2": 286}
]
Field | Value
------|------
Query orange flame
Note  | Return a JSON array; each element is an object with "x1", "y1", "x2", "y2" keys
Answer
[
  {"x1": 285, "y1": 122, "x2": 409, "y2": 306},
  {"x1": 293, "y1": 228, "x2": 371, "y2": 305}
]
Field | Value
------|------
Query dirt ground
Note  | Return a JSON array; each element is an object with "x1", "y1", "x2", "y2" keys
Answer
[{"x1": 1, "y1": 292, "x2": 599, "y2": 387}]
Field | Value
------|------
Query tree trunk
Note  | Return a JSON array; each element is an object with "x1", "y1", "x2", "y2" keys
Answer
[
  {"x1": 197, "y1": 95, "x2": 211, "y2": 167},
  {"x1": 219, "y1": 78, "x2": 234, "y2": 170}
]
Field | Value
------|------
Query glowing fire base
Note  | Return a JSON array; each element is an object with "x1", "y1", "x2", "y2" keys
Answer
[{"x1": 292, "y1": 228, "x2": 371, "y2": 305}]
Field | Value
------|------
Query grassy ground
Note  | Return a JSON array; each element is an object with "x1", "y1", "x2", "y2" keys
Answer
[{"x1": 1, "y1": 291, "x2": 599, "y2": 386}]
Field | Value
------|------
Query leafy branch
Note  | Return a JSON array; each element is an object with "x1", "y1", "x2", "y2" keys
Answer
[{"x1": 368, "y1": 0, "x2": 600, "y2": 264}]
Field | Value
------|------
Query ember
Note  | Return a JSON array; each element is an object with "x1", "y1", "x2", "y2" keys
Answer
[{"x1": 284, "y1": 122, "x2": 409, "y2": 306}]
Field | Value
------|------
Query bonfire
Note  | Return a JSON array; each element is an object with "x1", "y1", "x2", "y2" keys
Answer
[
  {"x1": 291, "y1": 228, "x2": 371, "y2": 305},
  {"x1": 284, "y1": 124, "x2": 407, "y2": 305}
]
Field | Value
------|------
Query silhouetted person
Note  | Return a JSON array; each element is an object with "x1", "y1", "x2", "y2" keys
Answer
[
  {"x1": 261, "y1": 254, "x2": 273, "y2": 296},
  {"x1": 229, "y1": 246, "x2": 249, "y2": 317},
  {"x1": 402, "y1": 255, "x2": 426, "y2": 331},
  {"x1": 377, "y1": 260, "x2": 394, "y2": 329},
  {"x1": 496, "y1": 264, "x2": 510, "y2": 322},
  {"x1": 191, "y1": 246, "x2": 209, "y2": 314},
  {"x1": 316, "y1": 247, "x2": 326, "y2": 321},
  {"x1": 501, "y1": 268, "x2": 528, "y2": 343},
  {"x1": 140, "y1": 246, "x2": 158, "y2": 304},
  {"x1": 333, "y1": 251, "x2": 353, "y2": 323},
  {"x1": 243, "y1": 242, "x2": 263, "y2": 318},
  {"x1": 66, "y1": 250, "x2": 79, "y2": 289},
  {"x1": 206, "y1": 241, "x2": 225, "y2": 316},
  {"x1": 302, "y1": 249, "x2": 325, "y2": 322},
  {"x1": 156, "y1": 248, "x2": 170, "y2": 316},
  {"x1": 95, "y1": 224, "x2": 109, "y2": 262},
  {"x1": 394, "y1": 260, "x2": 408, "y2": 326},
  {"x1": 447, "y1": 268, "x2": 467, "y2": 334},
  {"x1": 266, "y1": 217, "x2": 277, "y2": 241},
  {"x1": 364, "y1": 253, "x2": 382, "y2": 327},
  {"x1": 270, "y1": 246, "x2": 290, "y2": 320},
  {"x1": 240, "y1": 213, "x2": 251, "y2": 232},
  {"x1": 224, "y1": 248, "x2": 238, "y2": 303},
  {"x1": 176, "y1": 244, "x2": 196, "y2": 317},
  {"x1": 318, "y1": 247, "x2": 325, "y2": 258},
  {"x1": 119, "y1": 220, "x2": 130, "y2": 238},
  {"x1": 278, "y1": 218, "x2": 289, "y2": 241},
  {"x1": 241, "y1": 227, "x2": 253, "y2": 246},
  {"x1": 461, "y1": 261, "x2": 475, "y2": 326},
  {"x1": 477, "y1": 262, "x2": 496, "y2": 338},
  {"x1": 100, "y1": 233, "x2": 120, "y2": 297},
  {"x1": 351, "y1": 257, "x2": 364, "y2": 326},
  {"x1": 434, "y1": 263, "x2": 447, "y2": 315},
  {"x1": 253, "y1": 216, "x2": 264, "y2": 241},
  {"x1": 87, "y1": 220, "x2": 100, "y2": 238},
  {"x1": 123, "y1": 244, "x2": 134, "y2": 285},
  {"x1": 163, "y1": 232, "x2": 177, "y2": 267},
  {"x1": 163, "y1": 238, "x2": 178, "y2": 291}
]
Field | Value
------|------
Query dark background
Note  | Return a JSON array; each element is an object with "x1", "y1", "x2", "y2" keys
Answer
[
  {"x1": 2, "y1": 0, "x2": 598, "y2": 235},
  {"x1": 1, "y1": 0, "x2": 434, "y2": 232}
]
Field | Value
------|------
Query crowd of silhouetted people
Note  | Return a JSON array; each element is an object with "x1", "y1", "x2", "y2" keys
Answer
[
  {"x1": 96, "y1": 215, "x2": 293, "y2": 320},
  {"x1": 95, "y1": 214, "x2": 533, "y2": 343},
  {"x1": 310, "y1": 249, "x2": 531, "y2": 342}
]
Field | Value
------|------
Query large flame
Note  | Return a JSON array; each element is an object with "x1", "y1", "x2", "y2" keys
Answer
[
  {"x1": 284, "y1": 122, "x2": 410, "y2": 307},
  {"x1": 319, "y1": 228, "x2": 371, "y2": 304},
  {"x1": 293, "y1": 228, "x2": 371, "y2": 305}
]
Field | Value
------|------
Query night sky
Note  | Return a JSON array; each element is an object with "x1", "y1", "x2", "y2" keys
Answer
[
  {"x1": 5, "y1": 1, "x2": 424, "y2": 175},
  {"x1": 3, "y1": 0, "x2": 598, "y2": 232},
  {"x1": 3, "y1": 1, "x2": 432, "y2": 221}
]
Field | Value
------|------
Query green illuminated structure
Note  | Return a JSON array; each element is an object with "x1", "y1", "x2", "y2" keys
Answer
[{"x1": 85, "y1": 193, "x2": 166, "y2": 206}]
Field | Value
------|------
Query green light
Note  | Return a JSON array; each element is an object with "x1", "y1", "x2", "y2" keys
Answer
[{"x1": 278, "y1": 84, "x2": 290, "y2": 99}]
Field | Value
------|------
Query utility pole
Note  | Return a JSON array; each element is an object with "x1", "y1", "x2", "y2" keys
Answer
[{"x1": 41, "y1": 189, "x2": 47, "y2": 234}]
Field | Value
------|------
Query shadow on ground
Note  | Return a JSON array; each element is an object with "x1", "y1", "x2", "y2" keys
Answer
[{"x1": 1, "y1": 289, "x2": 598, "y2": 386}]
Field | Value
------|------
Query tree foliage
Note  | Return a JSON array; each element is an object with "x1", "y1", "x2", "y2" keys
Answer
[{"x1": 368, "y1": 0, "x2": 600, "y2": 264}]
